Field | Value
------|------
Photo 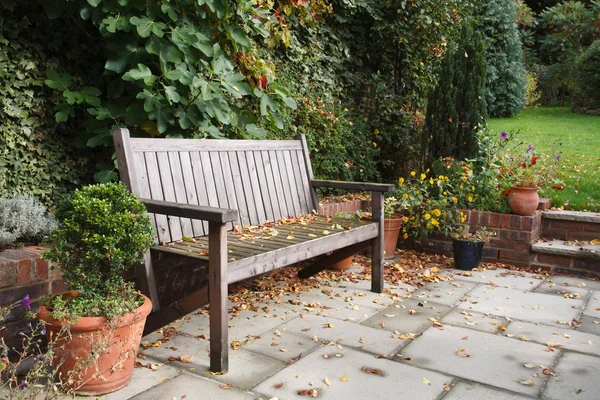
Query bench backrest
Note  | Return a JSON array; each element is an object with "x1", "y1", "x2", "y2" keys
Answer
[{"x1": 113, "y1": 128, "x2": 319, "y2": 244}]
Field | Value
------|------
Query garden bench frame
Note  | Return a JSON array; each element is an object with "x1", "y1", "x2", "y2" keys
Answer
[{"x1": 113, "y1": 128, "x2": 394, "y2": 373}]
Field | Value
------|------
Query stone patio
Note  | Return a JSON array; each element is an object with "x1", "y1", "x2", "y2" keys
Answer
[{"x1": 100, "y1": 263, "x2": 600, "y2": 400}]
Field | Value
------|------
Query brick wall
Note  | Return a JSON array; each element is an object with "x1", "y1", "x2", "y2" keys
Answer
[
  {"x1": 318, "y1": 200, "x2": 371, "y2": 217},
  {"x1": 408, "y1": 210, "x2": 542, "y2": 267},
  {"x1": 542, "y1": 218, "x2": 600, "y2": 241},
  {"x1": 0, "y1": 247, "x2": 64, "y2": 349}
]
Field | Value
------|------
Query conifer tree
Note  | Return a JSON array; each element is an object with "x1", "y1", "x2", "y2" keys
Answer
[
  {"x1": 425, "y1": 23, "x2": 487, "y2": 164},
  {"x1": 480, "y1": 0, "x2": 527, "y2": 117}
]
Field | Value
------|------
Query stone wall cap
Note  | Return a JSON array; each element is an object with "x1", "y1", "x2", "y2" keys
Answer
[
  {"x1": 532, "y1": 239, "x2": 600, "y2": 260},
  {"x1": 542, "y1": 211, "x2": 600, "y2": 223}
]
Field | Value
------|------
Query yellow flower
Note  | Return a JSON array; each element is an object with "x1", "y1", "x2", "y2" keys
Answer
[
  {"x1": 429, "y1": 178, "x2": 434, "y2": 185},
  {"x1": 460, "y1": 211, "x2": 467, "y2": 222},
  {"x1": 403, "y1": 216, "x2": 409, "y2": 222},
  {"x1": 411, "y1": 171, "x2": 416, "y2": 176},
  {"x1": 452, "y1": 197, "x2": 457, "y2": 203},
  {"x1": 403, "y1": 193, "x2": 408, "y2": 199},
  {"x1": 468, "y1": 195, "x2": 473, "y2": 202},
  {"x1": 426, "y1": 223, "x2": 432, "y2": 230},
  {"x1": 426, "y1": 168, "x2": 430, "y2": 173},
  {"x1": 471, "y1": 186, "x2": 475, "y2": 191},
  {"x1": 433, "y1": 209, "x2": 441, "y2": 217},
  {"x1": 420, "y1": 173, "x2": 426, "y2": 180},
  {"x1": 403, "y1": 233, "x2": 408, "y2": 239},
  {"x1": 425, "y1": 213, "x2": 431, "y2": 220},
  {"x1": 443, "y1": 191, "x2": 447, "y2": 195},
  {"x1": 431, "y1": 218, "x2": 439, "y2": 227},
  {"x1": 398, "y1": 177, "x2": 405, "y2": 184},
  {"x1": 374, "y1": 129, "x2": 380, "y2": 135}
]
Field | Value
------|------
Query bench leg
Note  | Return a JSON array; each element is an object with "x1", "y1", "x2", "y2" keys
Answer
[
  {"x1": 371, "y1": 192, "x2": 384, "y2": 293},
  {"x1": 209, "y1": 221, "x2": 229, "y2": 373},
  {"x1": 136, "y1": 251, "x2": 161, "y2": 312}
]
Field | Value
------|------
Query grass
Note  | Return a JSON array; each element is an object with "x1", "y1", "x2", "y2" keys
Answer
[{"x1": 487, "y1": 106, "x2": 600, "y2": 211}]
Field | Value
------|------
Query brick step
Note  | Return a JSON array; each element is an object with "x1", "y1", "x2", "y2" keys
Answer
[
  {"x1": 531, "y1": 239, "x2": 600, "y2": 278},
  {"x1": 542, "y1": 211, "x2": 600, "y2": 241}
]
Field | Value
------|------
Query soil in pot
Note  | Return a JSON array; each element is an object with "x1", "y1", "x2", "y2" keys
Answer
[
  {"x1": 452, "y1": 239, "x2": 484, "y2": 270},
  {"x1": 507, "y1": 186, "x2": 539, "y2": 216},
  {"x1": 37, "y1": 294, "x2": 152, "y2": 395}
]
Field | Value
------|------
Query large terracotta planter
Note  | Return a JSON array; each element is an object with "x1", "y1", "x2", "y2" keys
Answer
[
  {"x1": 328, "y1": 255, "x2": 354, "y2": 271},
  {"x1": 37, "y1": 294, "x2": 152, "y2": 395},
  {"x1": 507, "y1": 186, "x2": 539, "y2": 216},
  {"x1": 383, "y1": 218, "x2": 403, "y2": 259}
]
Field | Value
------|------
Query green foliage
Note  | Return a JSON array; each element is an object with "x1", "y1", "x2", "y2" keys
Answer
[
  {"x1": 0, "y1": 196, "x2": 56, "y2": 250},
  {"x1": 524, "y1": 70, "x2": 542, "y2": 107},
  {"x1": 575, "y1": 40, "x2": 600, "y2": 108},
  {"x1": 425, "y1": 22, "x2": 488, "y2": 164},
  {"x1": 479, "y1": 0, "x2": 527, "y2": 117},
  {"x1": 0, "y1": 5, "x2": 98, "y2": 205},
  {"x1": 43, "y1": 182, "x2": 154, "y2": 319}
]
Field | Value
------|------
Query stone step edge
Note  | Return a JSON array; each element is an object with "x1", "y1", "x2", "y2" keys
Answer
[
  {"x1": 542, "y1": 210, "x2": 600, "y2": 223},
  {"x1": 531, "y1": 240, "x2": 600, "y2": 261}
]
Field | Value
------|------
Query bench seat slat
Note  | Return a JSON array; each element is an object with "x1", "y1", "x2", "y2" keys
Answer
[{"x1": 130, "y1": 138, "x2": 303, "y2": 152}]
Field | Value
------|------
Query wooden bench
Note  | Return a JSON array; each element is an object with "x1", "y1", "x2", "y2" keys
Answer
[{"x1": 113, "y1": 128, "x2": 394, "y2": 373}]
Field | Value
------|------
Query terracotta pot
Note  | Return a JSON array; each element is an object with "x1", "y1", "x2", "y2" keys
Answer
[
  {"x1": 37, "y1": 294, "x2": 152, "y2": 395},
  {"x1": 452, "y1": 239, "x2": 484, "y2": 270},
  {"x1": 328, "y1": 255, "x2": 354, "y2": 271},
  {"x1": 384, "y1": 218, "x2": 403, "y2": 259},
  {"x1": 507, "y1": 186, "x2": 539, "y2": 216}
]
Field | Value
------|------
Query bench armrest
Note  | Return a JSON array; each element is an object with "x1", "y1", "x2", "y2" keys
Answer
[
  {"x1": 311, "y1": 180, "x2": 395, "y2": 193},
  {"x1": 141, "y1": 199, "x2": 238, "y2": 224}
]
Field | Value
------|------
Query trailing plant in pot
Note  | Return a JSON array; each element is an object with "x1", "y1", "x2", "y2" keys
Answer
[
  {"x1": 450, "y1": 225, "x2": 495, "y2": 271},
  {"x1": 39, "y1": 182, "x2": 155, "y2": 395}
]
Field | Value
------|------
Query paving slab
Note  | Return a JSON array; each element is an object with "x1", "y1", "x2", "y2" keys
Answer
[
  {"x1": 504, "y1": 321, "x2": 600, "y2": 357},
  {"x1": 252, "y1": 345, "x2": 452, "y2": 400},
  {"x1": 576, "y1": 315, "x2": 600, "y2": 336},
  {"x1": 278, "y1": 290, "x2": 381, "y2": 322},
  {"x1": 442, "y1": 381, "x2": 535, "y2": 400},
  {"x1": 542, "y1": 352, "x2": 600, "y2": 400},
  {"x1": 412, "y1": 280, "x2": 478, "y2": 307},
  {"x1": 177, "y1": 305, "x2": 299, "y2": 340},
  {"x1": 459, "y1": 286, "x2": 583, "y2": 327},
  {"x1": 130, "y1": 372, "x2": 255, "y2": 400},
  {"x1": 276, "y1": 313, "x2": 403, "y2": 356},
  {"x1": 242, "y1": 330, "x2": 322, "y2": 363},
  {"x1": 400, "y1": 324, "x2": 558, "y2": 396},
  {"x1": 445, "y1": 268, "x2": 545, "y2": 291},
  {"x1": 140, "y1": 334, "x2": 285, "y2": 390},
  {"x1": 534, "y1": 280, "x2": 590, "y2": 299},
  {"x1": 441, "y1": 309, "x2": 513, "y2": 334},
  {"x1": 321, "y1": 285, "x2": 396, "y2": 309},
  {"x1": 582, "y1": 290, "x2": 600, "y2": 318},
  {"x1": 104, "y1": 363, "x2": 181, "y2": 400},
  {"x1": 361, "y1": 300, "x2": 453, "y2": 335},
  {"x1": 534, "y1": 276, "x2": 600, "y2": 298}
]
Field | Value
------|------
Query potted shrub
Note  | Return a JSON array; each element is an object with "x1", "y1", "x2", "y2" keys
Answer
[
  {"x1": 450, "y1": 225, "x2": 495, "y2": 270},
  {"x1": 495, "y1": 131, "x2": 563, "y2": 215},
  {"x1": 38, "y1": 182, "x2": 155, "y2": 395}
]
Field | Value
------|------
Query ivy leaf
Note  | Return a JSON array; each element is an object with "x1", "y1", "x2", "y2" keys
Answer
[
  {"x1": 122, "y1": 63, "x2": 156, "y2": 85},
  {"x1": 130, "y1": 15, "x2": 167, "y2": 38},
  {"x1": 164, "y1": 85, "x2": 181, "y2": 104},
  {"x1": 45, "y1": 69, "x2": 72, "y2": 90},
  {"x1": 146, "y1": 36, "x2": 182, "y2": 73},
  {"x1": 226, "y1": 25, "x2": 250, "y2": 51},
  {"x1": 54, "y1": 103, "x2": 73, "y2": 123}
]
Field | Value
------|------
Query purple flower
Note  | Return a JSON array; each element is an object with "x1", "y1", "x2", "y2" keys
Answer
[
  {"x1": 528, "y1": 144, "x2": 535, "y2": 151},
  {"x1": 19, "y1": 380, "x2": 28, "y2": 390},
  {"x1": 34, "y1": 355, "x2": 45, "y2": 363},
  {"x1": 500, "y1": 131, "x2": 508, "y2": 139},
  {"x1": 41, "y1": 325, "x2": 46, "y2": 335},
  {"x1": 554, "y1": 155, "x2": 562, "y2": 160},
  {"x1": 21, "y1": 295, "x2": 31, "y2": 311}
]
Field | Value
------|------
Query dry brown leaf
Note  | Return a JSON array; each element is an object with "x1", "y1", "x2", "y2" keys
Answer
[
  {"x1": 520, "y1": 380, "x2": 534, "y2": 386},
  {"x1": 324, "y1": 376, "x2": 331, "y2": 386},
  {"x1": 543, "y1": 368, "x2": 558, "y2": 376},
  {"x1": 523, "y1": 363, "x2": 536, "y2": 369},
  {"x1": 274, "y1": 382, "x2": 284, "y2": 389},
  {"x1": 340, "y1": 374, "x2": 348, "y2": 382},
  {"x1": 422, "y1": 378, "x2": 431, "y2": 385},
  {"x1": 455, "y1": 349, "x2": 470, "y2": 357},
  {"x1": 179, "y1": 355, "x2": 193, "y2": 363},
  {"x1": 362, "y1": 366, "x2": 383, "y2": 375},
  {"x1": 323, "y1": 353, "x2": 330, "y2": 359},
  {"x1": 219, "y1": 383, "x2": 233, "y2": 389}
]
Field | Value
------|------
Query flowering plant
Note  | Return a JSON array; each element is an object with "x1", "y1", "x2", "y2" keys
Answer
[
  {"x1": 395, "y1": 170, "x2": 461, "y2": 239},
  {"x1": 496, "y1": 130, "x2": 563, "y2": 189},
  {"x1": 450, "y1": 225, "x2": 495, "y2": 244}
]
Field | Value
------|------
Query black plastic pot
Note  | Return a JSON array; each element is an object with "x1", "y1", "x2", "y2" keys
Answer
[{"x1": 452, "y1": 239, "x2": 484, "y2": 271}]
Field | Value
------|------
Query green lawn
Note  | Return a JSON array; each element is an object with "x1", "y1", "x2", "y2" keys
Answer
[{"x1": 487, "y1": 106, "x2": 600, "y2": 211}]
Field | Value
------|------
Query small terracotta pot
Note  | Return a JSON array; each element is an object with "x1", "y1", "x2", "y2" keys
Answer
[
  {"x1": 507, "y1": 186, "x2": 539, "y2": 216},
  {"x1": 37, "y1": 294, "x2": 152, "y2": 395},
  {"x1": 383, "y1": 218, "x2": 403, "y2": 259},
  {"x1": 328, "y1": 255, "x2": 354, "y2": 271}
]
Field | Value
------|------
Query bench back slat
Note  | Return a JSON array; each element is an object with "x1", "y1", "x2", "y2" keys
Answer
[{"x1": 114, "y1": 129, "x2": 318, "y2": 243}]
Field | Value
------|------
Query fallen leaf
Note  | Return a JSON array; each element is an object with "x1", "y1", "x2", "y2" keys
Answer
[
  {"x1": 274, "y1": 382, "x2": 284, "y2": 389},
  {"x1": 362, "y1": 366, "x2": 383, "y2": 375},
  {"x1": 520, "y1": 380, "x2": 534, "y2": 386},
  {"x1": 323, "y1": 353, "x2": 330, "y2": 359},
  {"x1": 422, "y1": 378, "x2": 431, "y2": 385},
  {"x1": 461, "y1": 336, "x2": 468, "y2": 340},
  {"x1": 309, "y1": 389, "x2": 319, "y2": 397},
  {"x1": 455, "y1": 348, "x2": 470, "y2": 357},
  {"x1": 179, "y1": 355, "x2": 193, "y2": 363},
  {"x1": 280, "y1": 348, "x2": 289, "y2": 352},
  {"x1": 220, "y1": 384, "x2": 233, "y2": 389},
  {"x1": 340, "y1": 374, "x2": 348, "y2": 382},
  {"x1": 498, "y1": 324, "x2": 507, "y2": 331},
  {"x1": 323, "y1": 323, "x2": 334, "y2": 329},
  {"x1": 543, "y1": 368, "x2": 558, "y2": 376},
  {"x1": 324, "y1": 376, "x2": 331, "y2": 386},
  {"x1": 231, "y1": 341, "x2": 241, "y2": 350},
  {"x1": 523, "y1": 363, "x2": 536, "y2": 369},
  {"x1": 274, "y1": 329, "x2": 282, "y2": 337}
]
